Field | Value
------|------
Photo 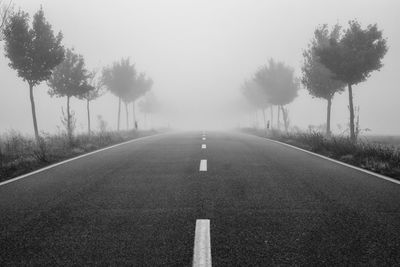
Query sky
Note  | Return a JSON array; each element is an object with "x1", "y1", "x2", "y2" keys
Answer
[{"x1": 0, "y1": 0, "x2": 399, "y2": 135}]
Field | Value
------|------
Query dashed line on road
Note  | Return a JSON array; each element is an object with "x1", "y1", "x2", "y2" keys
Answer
[
  {"x1": 202, "y1": 144, "x2": 206, "y2": 149},
  {"x1": 193, "y1": 219, "x2": 212, "y2": 267},
  {"x1": 202, "y1": 137, "x2": 206, "y2": 141},
  {"x1": 200, "y1": 159, "x2": 207, "y2": 171}
]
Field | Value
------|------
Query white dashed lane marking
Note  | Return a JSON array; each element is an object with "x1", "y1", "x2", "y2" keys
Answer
[
  {"x1": 202, "y1": 144, "x2": 206, "y2": 149},
  {"x1": 193, "y1": 219, "x2": 212, "y2": 267},
  {"x1": 199, "y1": 160, "x2": 207, "y2": 171}
]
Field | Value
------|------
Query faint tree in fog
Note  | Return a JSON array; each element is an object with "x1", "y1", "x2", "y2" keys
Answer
[
  {"x1": 0, "y1": 0, "x2": 12, "y2": 40},
  {"x1": 102, "y1": 58, "x2": 135, "y2": 131},
  {"x1": 128, "y1": 72, "x2": 153, "y2": 130},
  {"x1": 255, "y1": 59, "x2": 299, "y2": 132},
  {"x1": 79, "y1": 70, "x2": 103, "y2": 136},
  {"x1": 241, "y1": 79, "x2": 269, "y2": 129},
  {"x1": 316, "y1": 20, "x2": 387, "y2": 141},
  {"x1": 48, "y1": 48, "x2": 91, "y2": 144},
  {"x1": 302, "y1": 24, "x2": 345, "y2": 136},
  {"x1": 138, "y1": 91, "x2": 158, "y2": 129},
  {"x1": 3, "y1": 7, "x2": 64, "y2": 142}
]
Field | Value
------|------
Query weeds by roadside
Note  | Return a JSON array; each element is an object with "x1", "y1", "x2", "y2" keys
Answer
[
  {"x1": 241, "y1": 128, "x2": 400, "y2": 180},
  {"x1": 0, "y1": 129, "x2": 158, "y2": 182}
]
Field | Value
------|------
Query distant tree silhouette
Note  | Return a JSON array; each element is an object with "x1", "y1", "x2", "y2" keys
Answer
[
  {"x1": 102, "y1": 58, "x2": 135, "y2": 131},
  {"x1": 255, "y1": 59, "x2": 299, "y2": 132},
  {"x1": 316, "y1": 20, "x2": 387, "y2": 141},
  {"x1": 3, "y1": 7, "x2": 64, "y2": 141},
  {"x1": 80, "y1": 70, "x2": 103, "y2": 135},
  {"x1": 138, "y1": 91, "x2": 158, "y2": 129},
  {"x1": 302, "y1": 24, "x2": 345, "y2": 136},
  {"x1": 128, "y1": 72, "x2": 152, "y2": 130},
  {"x1": 48, "y1": 48, "x2": 91, "y2": 144},
  {"x1": 241, "y1": 79, "x2": 269, "y2": 129}
]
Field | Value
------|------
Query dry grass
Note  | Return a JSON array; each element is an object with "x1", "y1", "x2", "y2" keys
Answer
[
  {"x1": 0, "y1": 129, "x2": 158, "y2": 182},
  {"x1": 242, "y1": 128, "x2": 400, "y2": 180}
]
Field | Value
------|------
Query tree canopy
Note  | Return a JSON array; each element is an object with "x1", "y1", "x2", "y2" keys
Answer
[
  {"x1": 254, "y1": 59, "x2": 299, "y2": 106},
  {"x1": 3, "y1": 7, "x2": 64, "y2": 87},
  {"x1": 139, "y1": 91, "x2": 159, "y2": 115},
  {"x1": 102, "y1": 58, "x2": 136, "y2": 101},
  {"x1": 302, "y1": 24, "x2": 345, "y2": 100},
  {"x1": 48, "y1": 48, "x2": 90, "y2": 98},
  {"x1": 241, "y1": 79, "x2": 268, "y2": 110},
  {"x1": 127, "y1": 72, "x2": 153, "y2": 103},
  {"x1": 316, "y1": 20, "x2": 387, "y2": 86}
]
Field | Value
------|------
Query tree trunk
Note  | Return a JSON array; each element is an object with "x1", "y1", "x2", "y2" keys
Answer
[
  {"x1": 87, "y1": 99, "x2": 91, "y2": 136},
  {"x1": 262, "y1": 109, "x2": 267, "y2": 130},
  {"x1": 67, "y1": 95, "x2": 72, "y2": 144},
  {"x1": 125, "y1": 102, "x2": 129, "y2": 129},
  {"x1": 326, "y1": 98, "x2": 332, "y2": 137},
  {"x1": 277, "y1": 106, "x2": 281, "y2": 130},
  {"x1": 255, "y1": 110, "x2": 258, "y2": 128},
  {"x1": 117, "y1": 97, "x2": 121, "y2": 131},
  {"x1": 270, "y1": 106, "x2": 274, "y2": 130},
  {"x1": 280, "y1": 105, "x2": 289, "y2": 133},
  {"x1": 29, "y1": 83, "x2": 40, "y2": 142},
  {"x1": 348, "y1": 84, "x2": 356, "y2": 142},
  {"x1": 132, "y1": 101, "x2": 137, "y2": 130}
]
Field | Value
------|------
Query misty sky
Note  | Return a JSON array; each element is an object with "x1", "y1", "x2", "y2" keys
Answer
[{"x1": 1, "y1": 0, "x2": 399, "y2": 134}]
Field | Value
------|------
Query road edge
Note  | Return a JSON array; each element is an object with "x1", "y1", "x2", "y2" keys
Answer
[
  {"x1": 238, "y1": 132, "x2": 400, "y2": 186},
  {"x1": 0, "y1": 133, "x2": 165, "y2": 187},
  {"x1": 266, "y1": 137, "x2": 400, "y2": 185}
]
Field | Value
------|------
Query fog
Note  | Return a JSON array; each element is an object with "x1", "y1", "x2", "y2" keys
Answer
[{"x1": 1, "y1": 0, "x2": 399, "y2": 134}]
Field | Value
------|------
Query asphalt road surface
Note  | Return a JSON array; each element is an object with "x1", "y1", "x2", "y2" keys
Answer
[{"x1": 1, "y1": 131, "x2": 400, "y2": 266}]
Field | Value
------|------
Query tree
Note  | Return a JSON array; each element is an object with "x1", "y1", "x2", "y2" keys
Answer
[
  {"x1": 3, "y1": 7, "x2": 64, "y2": 141},
  {"x1": 129, "y1": 72, "x2": 152, "y2": 129},
  {"x1": 241, "y1": 79, "x2": 269, "y2": 129},
  {"x1": 80, "y1": 70, "x2": 103, "y2": 135},
  {"x1": 102, "y1": 58, "x2": 136, "y2": 130},
  {"x1": 255, "y1": 59, "x2": 299, "y2": 132},
  {"x1": 302, "y1": 24, "x2": 345, "y2": 136},
  {"x1": 48, "y1": 48, "x2": 90, "y2": 143},
  {"x1": 138, "y1": 91, "x2": 159, "y2": 128},
  {"x1": 316, "y1": 20, "x2": 388, "y2": 141}
]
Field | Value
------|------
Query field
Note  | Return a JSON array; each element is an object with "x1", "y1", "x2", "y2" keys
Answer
[{"x1": 363, "y1": 135, "x2": 400, "y2": 147}]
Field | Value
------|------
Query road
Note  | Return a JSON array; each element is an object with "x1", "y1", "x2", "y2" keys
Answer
[{"x1": 1, "y1": 131, "x2": 400, "y2": 266}]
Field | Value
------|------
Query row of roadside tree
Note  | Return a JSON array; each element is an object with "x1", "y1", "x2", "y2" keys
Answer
[
  {"x1": 242, "y1": 20, "x2": 387, "y2": 142},
  {"x1": 1, "y1": 5, "x2": 156, "y2": 144}
]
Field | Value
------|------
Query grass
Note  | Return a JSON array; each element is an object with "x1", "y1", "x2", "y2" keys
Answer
[
  {"x1": 241, "y1": 128, "x2": 400, "y2": 180},
  {"x1": 0, "y1": 129, "x2": 159, "y2": 182}
]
